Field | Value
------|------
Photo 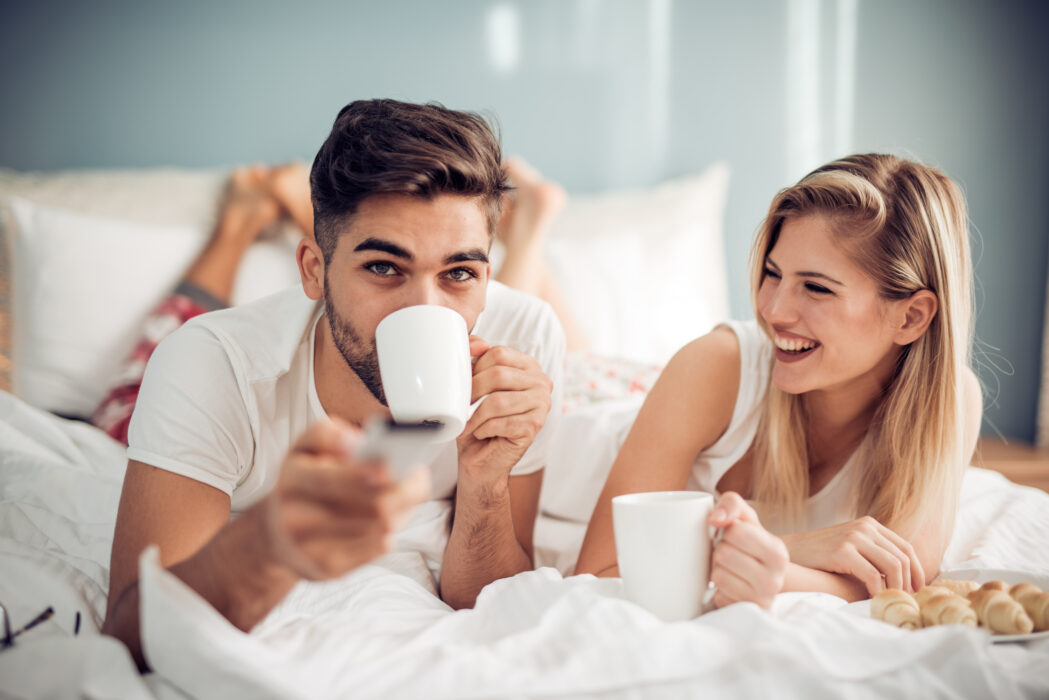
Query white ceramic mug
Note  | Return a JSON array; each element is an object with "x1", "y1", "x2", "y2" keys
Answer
[
  {"x1": 374, "y1": 305, "x2": 472, "y2": 441},
  {"x1": 612, "y1": 490, "x2": 718, "y2": 621}
]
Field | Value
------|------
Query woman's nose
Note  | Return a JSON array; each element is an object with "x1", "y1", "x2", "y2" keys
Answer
[{"x1": 760, "y1": 284, "x2": 800, "y2": 325}]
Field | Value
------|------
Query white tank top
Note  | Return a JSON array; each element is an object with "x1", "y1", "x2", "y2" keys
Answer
[{"x1": 685, "y1": 320, "x2": 860, "y2": 535}]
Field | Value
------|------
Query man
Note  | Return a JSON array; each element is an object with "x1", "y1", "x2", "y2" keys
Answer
[{"x1": 102, "y1": 99, "x2": 564, "y2": 670}]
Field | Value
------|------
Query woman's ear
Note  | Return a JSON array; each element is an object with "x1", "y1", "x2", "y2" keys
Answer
[
  {"x1": 894, "y1": 289, "x2": 938, "y2": 346},
  {"x1": 297, "y1": 237, "x2": 325, "y2": 301}
]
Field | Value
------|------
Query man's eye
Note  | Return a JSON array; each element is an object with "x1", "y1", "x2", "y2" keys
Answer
[
  {"x1": 446, "y1": 267, "x2": 477, "y2": 282},
  {"x1": 366, "y1": 262, "x2": 397, "y2": 276}
]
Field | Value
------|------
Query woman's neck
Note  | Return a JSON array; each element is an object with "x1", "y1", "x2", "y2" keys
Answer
[
  {"x1": 803, "y1": 377, "x2": 884, "y2": 473},
  {"x1": 804, "y1": 347, "x2": 900, "y2": 462}
]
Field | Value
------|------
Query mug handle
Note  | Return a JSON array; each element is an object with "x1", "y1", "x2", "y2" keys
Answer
[{"x1": 701, "y1": 526, "x2": 724, "y2": 611}]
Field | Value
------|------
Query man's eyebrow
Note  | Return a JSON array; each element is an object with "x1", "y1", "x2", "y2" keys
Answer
[
  {"x1": 445, "y1": 248, "x2": 490, "y2": 265},
  {"x1": 766, "y1": 256, "x2": 844, "y2": 286},
  {"x1": 353, "y1": 237, "x2": 413, "y2": 260}
]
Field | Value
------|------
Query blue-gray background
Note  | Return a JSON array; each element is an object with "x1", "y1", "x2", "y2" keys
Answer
[{"x1": 2, "y1": 0, "x2": 1047, "y2": 441}]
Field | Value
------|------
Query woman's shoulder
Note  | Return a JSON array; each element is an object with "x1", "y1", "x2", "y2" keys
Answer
[
  {"x1": 668, "y1": 320, "x2": 769, "y2": 382},
  {"x1": 650, "y1": 324, "x2": 744, "y2": 432}
]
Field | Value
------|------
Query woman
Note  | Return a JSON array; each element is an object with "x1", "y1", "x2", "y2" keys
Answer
[{"x1": 575, "y1": 154, "x2": 981, "y2": 608}]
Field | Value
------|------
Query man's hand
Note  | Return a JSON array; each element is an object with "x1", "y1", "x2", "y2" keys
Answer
[
  {"x1": 457, "y1": 336, "x2": 553, "y2": 480},
  {"x1": 256, "y1": 419, "x2": 431, "y2": 580}
]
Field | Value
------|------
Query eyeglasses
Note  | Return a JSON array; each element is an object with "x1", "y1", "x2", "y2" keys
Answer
[{"x1": 0, "y1": 599, "x2": 75, "y2": 651}]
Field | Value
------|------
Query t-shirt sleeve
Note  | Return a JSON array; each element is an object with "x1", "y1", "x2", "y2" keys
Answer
[
  {"x1": 126, "y1": 322, "x2": 253, "y2": 496},
  {"x1": 508, "y1": 302, "x2": 566, "y2": 477}
]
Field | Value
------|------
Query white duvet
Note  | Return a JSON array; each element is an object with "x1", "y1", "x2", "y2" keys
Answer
[{"x1": 2, "y1": 389, "x2": 1049, "y2": 699}]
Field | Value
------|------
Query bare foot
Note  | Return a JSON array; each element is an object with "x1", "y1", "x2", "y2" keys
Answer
[
  {"x1": 269, "y1": 161, "x2": 314, "y2": 239},
  {"x1": 220, "y1": 165, "x2": 283, "y2": 243},
  {"x1": 498, "y1": 157, "x2": 567, "y2": 254},
  {"x1": 182, "y1": 166, "x2": 281, "y2": 303}
]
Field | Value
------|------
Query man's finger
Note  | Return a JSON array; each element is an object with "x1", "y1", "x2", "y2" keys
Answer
[
  {"x1": 471, "y1": 365, "x2": 538, "y2": 402},
  {"x1": 292, "y1": 418, "x2": 361, "y2": 457},
  {"x1": 472, "y1": 344, "x2": 540, "y2": 375}
]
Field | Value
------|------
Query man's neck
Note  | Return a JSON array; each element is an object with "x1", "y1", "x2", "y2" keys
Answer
[{"x1": 312, "y1": 313, "x2": 389, "y2": 427}]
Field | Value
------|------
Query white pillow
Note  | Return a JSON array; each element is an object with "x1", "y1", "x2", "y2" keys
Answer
[
  {"x1": 496, "y1": 163, "x2": 731, "y2": 364},
  {"x1": 3, "y1": 195, "x2": 301, "y2": 417}
]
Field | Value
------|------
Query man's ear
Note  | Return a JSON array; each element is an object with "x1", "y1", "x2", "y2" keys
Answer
[
  {"x1": 297, "y1": 237, "x2": 325, "y2": 301},
  {"x1": 894, "y1": 289, "x2": 938, "y2": 346}
]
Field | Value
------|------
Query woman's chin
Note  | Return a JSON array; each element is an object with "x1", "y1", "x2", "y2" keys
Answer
[{"x1": 770, "y1": 370, "x2": 809, "y2": 395}]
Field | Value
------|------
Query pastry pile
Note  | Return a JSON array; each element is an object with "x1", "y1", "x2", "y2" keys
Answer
[{"x1": 871, "y1": 579, "x2": 1049, "y2": 635}]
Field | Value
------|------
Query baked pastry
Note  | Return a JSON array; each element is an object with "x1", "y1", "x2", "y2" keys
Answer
[
  {"x1": 920, "y1": 591, "x2": 978, "y2": 627},
  {"x1": 871, "y1": 589, "x2": 921, "y2": 630},
  {"x1": 967, "y1": 589, "x2": 1034, "y2": 635},
  {"x1": 913, "y1": 585, "x2": 952, "y2": 608},
  {"x1": 979, "y1": 580, "x2": 1009, "y2": 593},
  {"x1": 932, "y1": 579, "x2": 978, "y2": 597},
  {"x1": 1009, "y1": 583, "x2": 1049, "y2": 632}
]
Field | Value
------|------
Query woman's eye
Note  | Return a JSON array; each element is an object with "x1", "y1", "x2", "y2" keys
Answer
[
  {"x1": 763, "y1": 267, "x2": 781, "y2": 280},
  {"x1": 366, "y1": 262, "x2": 397, "y2": 276},
  {"x1": 805, "y1": 282, "x2": 832, "y2": 294},
  {"x1": 446, "y1": 267, "x2": 477, "y2": 282}
]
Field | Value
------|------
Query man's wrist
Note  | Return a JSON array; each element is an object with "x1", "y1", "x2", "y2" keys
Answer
[
  {"x1": 455, "y1": 465, "x2": 511, "y2": 504},
  {"x1": 194, "y1": 502, "x2": 299, "y2": 630}
]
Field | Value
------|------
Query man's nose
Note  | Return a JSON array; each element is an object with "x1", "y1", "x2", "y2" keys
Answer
[{"x1": 401, "y1": 280, "x2": 442, "y2": 307}]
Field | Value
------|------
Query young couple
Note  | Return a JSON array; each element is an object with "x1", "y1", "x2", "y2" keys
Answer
[{"x1": 101, "y1": 99, "x2": 980, "y2": 670}]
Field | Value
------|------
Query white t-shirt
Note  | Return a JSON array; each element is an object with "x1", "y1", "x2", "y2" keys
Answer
[
  {"x1": 686, "y1": 320, "x2": 859, "y2": 534},
  {"x1": 127, "y1": 281, "x2": 565, "y2": 515}
]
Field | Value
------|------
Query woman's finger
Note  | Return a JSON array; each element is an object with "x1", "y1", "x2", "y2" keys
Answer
[
  {"x1": 848, "y1": 548, "x2": 888, "y2": 596},
  {"x1": 877, "y1": 525, "x2": 925, "y2": 591}
]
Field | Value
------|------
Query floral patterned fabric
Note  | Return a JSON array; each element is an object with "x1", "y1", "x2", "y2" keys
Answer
[
  {"x1": 91, "y1": 292, "x2": 217, "y2": 445},
  {"x1": 562, "y1": 351, "x2": 663, "y2": 414}
]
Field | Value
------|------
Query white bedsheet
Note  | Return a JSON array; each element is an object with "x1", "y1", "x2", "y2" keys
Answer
[{"x1": 2, "y1": 389, "x2": 1049, "y2": 699}]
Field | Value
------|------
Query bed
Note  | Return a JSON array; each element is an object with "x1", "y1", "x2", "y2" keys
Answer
[{"x1": 2, "y1": 166, "x2": 1049, "y2": 699}]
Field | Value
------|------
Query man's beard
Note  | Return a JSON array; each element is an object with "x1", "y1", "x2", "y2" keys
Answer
[{"x1": 323, "y1": 284, "x2": 387, "y2": 405}]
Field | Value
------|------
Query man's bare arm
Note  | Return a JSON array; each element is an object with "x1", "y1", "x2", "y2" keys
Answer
[
  {"x1": 102, "y1": 462, "x2": 299, "y2": 670},
  {"x1": 104, "y1": 422, "x2": 430, "y2": 671},
  {"x1": 440, "y1": 469, "x2": 542, "y2": 609}
]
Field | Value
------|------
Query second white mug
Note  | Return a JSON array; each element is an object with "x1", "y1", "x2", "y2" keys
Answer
[{"x1": 612, "y1": 490, "x2": 717, "y2": 622}]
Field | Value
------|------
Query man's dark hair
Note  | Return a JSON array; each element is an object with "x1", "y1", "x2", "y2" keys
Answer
[{"x1": 310, "y1": 99, "x2": 510, "y2": 263}]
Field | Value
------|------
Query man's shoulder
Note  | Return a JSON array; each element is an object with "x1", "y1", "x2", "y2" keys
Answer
[
  {"x1": 476, "y1": 281, "x2": 566, "y2": 368},
  {"x1": 177, "y1": 286, "x2": 320, "y2": 378},
  {"x1": 480, "y1": 280, "x2": 560, "y2": 335}
]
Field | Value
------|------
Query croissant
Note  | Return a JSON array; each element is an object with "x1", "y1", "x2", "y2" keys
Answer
[
  {"x1": 979, "y1": 580, "x2": 1009, "y2": 593},
  {"x1": 871, "y1": 589, "x2": 921, "y2": 630},
  {"x1": 920, "y1": 591, "x2": 977, "y2": 627},
  {"x1": 913, "y1": 585, "x2": 953, "y2": 608},
  {"x1": 933, "y1": 579, "x2": 978, "y2": 597},
  {"x1": 967, "y1": 589, "x2": 1033, "y2": 635},
  {"x1": 1010, "y1": 583, "x2": 1049, "y2": 632}
]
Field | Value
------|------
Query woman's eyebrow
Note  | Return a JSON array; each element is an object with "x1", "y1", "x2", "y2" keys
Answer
[
  {"x1": 798, "y1": 271, "x2": 844, "y2": 286},
  {"x1": 766, "y1": 256, "x2": 843, "y2": 286}
]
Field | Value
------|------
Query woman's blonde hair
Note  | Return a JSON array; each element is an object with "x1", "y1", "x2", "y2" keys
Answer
[{"x1": 748, "y1": 154, "x2": 973, "y2": 537}]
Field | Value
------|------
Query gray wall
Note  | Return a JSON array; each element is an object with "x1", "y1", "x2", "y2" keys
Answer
[{"x1": 1, "y1": 0, "x2": 1046, "y2": 441}]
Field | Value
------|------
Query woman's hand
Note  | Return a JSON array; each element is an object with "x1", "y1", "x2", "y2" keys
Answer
[
  {"x1": 708, "y1": 492, "x2": 789, "y2": 609},
  {"x1": 780, "y1": 516, "x2": 925, "y2": 595}
]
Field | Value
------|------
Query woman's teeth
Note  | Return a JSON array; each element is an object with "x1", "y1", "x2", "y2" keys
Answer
[{"x1": 775, "y1": 336, "x2": 819, "y2": 353}]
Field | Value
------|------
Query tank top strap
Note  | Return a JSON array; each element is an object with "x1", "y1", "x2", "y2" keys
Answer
[{"x1": 687, "y1": 320, "x2": 774, "y2": 493}]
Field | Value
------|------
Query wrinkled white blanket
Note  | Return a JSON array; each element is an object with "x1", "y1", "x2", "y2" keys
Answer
[{"x1": 2, "y1": 389, "x2": 1049, "y2": 699}]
